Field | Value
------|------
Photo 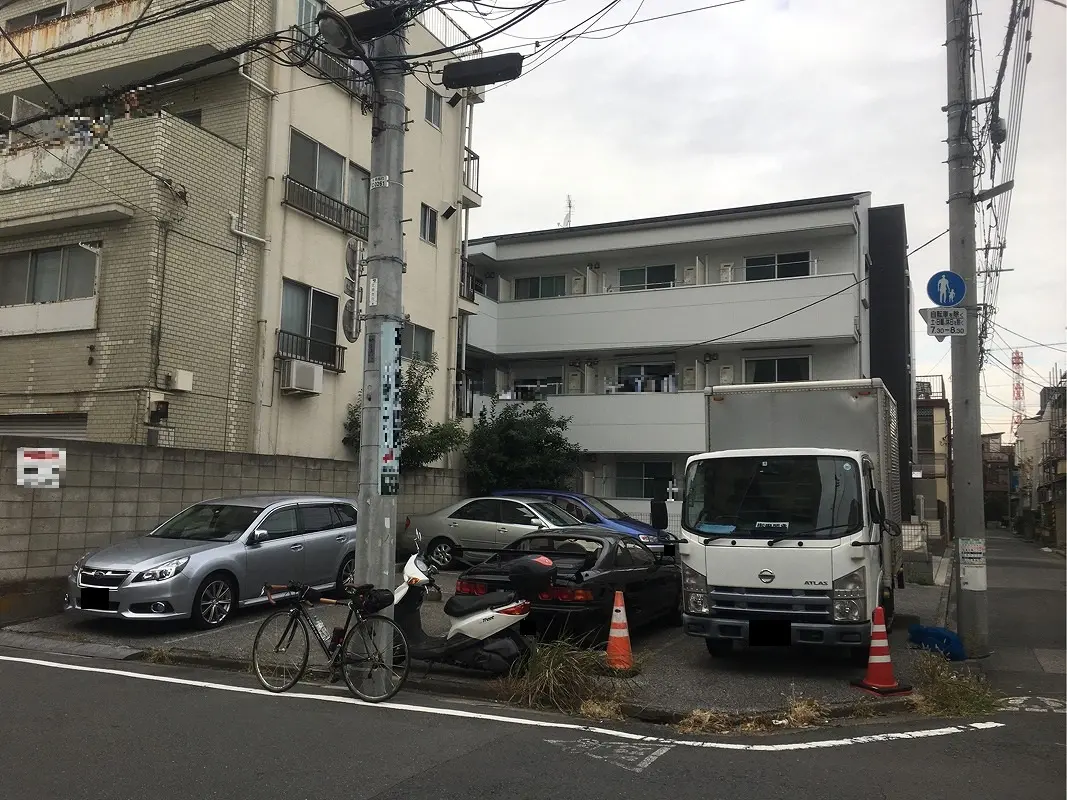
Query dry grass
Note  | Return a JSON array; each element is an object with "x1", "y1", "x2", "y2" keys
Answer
[
  {"x1": 908, "y1": 650, "x2": 1001, "y2": 716},
  {"x1": 143, "y1": 648, "x2": 174, "y2": 665},
  {"x1": 502, "y1": 640, "x2": 636, "y2": 716},
  {"x1": 675, "y1": 689, "x2": 831, "y2": 736}
]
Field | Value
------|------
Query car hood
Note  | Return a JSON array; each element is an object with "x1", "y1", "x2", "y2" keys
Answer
[
  {"x1": 612, "y1": 517, "x2": 664, "y2": 536},
  {"x1": 84, "y1": 537, "x2": 232, "y2": 570}
]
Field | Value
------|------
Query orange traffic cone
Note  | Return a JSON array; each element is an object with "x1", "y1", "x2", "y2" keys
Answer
[
  {"x1": 851, "y1": 606, "x2": 912, "y2": 696},
  {"x1": 605, "y1": 590, "x2": 634, "y2": 671}
]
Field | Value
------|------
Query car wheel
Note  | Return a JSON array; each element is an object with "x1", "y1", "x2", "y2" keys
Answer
[
  {"x1": 705, "y1": 639, "x2": 734, "y2": 658},
  {"x1": 191, "y1": 572, "x2": 236, "y2": 629},
  {"x1": 427, "y1": 538, "x2": 456, "y2": 569},
  {"x1": 336, "y1": 555, "x2": 356, "y2": 596}
]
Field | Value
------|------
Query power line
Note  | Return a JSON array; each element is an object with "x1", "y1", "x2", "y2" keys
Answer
[
  {"x1": 907, "y1": 228, "x2": 949, "y2": 258},
  {"x1": 992, "y1": 322, "x2": 1067, "y2": 352}
]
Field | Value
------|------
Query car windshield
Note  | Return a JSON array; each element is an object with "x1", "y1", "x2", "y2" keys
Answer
[
  {"x1": 581, "y1": 495, "x2": 628, "y2": 521},
  {"x1": 150, "y1": 503, "x2": 263, "y2": 542},
  {"x1": 530, "y1": 501, "x2": 582, "y2": 527},
  {"x1": 682, "y1": 455, "x2": 864, "y2": 538}
]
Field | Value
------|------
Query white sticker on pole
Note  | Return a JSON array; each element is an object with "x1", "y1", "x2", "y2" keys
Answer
[
  {"x1": 368, "y1": 277, "x2": 379, "y2": 307},
  {"x1": 959, "y1": 537, "x2": 987, "y2": 591}
]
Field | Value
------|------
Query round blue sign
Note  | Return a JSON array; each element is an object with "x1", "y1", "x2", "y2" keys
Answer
[{"x1": 926, "y1": 271, "x2": 966, "y2": 308}]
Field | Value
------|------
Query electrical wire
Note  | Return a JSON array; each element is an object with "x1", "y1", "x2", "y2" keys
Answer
[{"x1": 992, "y1": 323, "x2": 1067, "y2": 352}]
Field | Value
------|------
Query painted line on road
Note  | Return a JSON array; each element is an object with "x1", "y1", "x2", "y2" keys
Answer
[{"x1": 0, "y1": 654, "x2": 1005, "y2": 752}]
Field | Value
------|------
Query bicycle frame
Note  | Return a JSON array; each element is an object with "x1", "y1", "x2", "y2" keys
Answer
[{"x1": 281, "y1": 601, "x2": 360, "y2": 664}]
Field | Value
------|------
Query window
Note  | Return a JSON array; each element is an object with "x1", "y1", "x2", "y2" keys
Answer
[
  {"x1": 150, "y1": 503, "x2": 264, "y2": 543},
  {"x1": 917, "y1": 417, "x2": 936, "y2": 452},
  {"x1": 500, "y1": 501, "x2": 540, "y2": 526},
  {"x1": 451, "y1": 499, "x2": 500, "y2": 522},
  {"x1": 513, "y1": 275, "x2": 566, "y2": 300},
  {"x1": 401, "y1": 323, "x2": 434, "y2": 360},
  {"x1": 0, "y1": 243, "x2": 98, "y2": 307},
  {"x1": 619, "y1": 264, "x2": 675, "y2": 291},
  {"x1": 259, "y1": 507, "x2": 300, "y2": 540},
  {"x1": 743, "y1": 251, "x2": 811, "y2": 281},
  {"x1": 616, "y1": 461, "x2": 674, "y2": 500},
  {"x1": 744, "y1": 356, "x2": 811, "y2": 384},
  {"x1": 617, "y1": 363, "x2": 675, "y2": 393},
  {"x1": 288, "y1": 128, "x2": 345, "y2": 201},
  {"x1": 419, "y1": 204, "x2": 438, "y2": 244},
  {"x1": 176, "y1": 109, "x2": 202, "y2": 127},
  {"x1": 347, "y1": 163, "x2": 370, "y2": 216},
  {"x1": 280, "y1": 279, "x2": 341, "y2": 369},
  {"x1": 513, "y1": 374, "x2": 562, "y2": 400},
  {"x1": 333, "y1": 503, "x2": 358, "y2": 526},
  {"x1": 424, "y1": 87, "x2": 442, "y2": 128},
  {"x1": 7, "y1": 4, "x2": 65, "y2": 31},
  {"x1": 300, "y1": 504, "x2": 345, "y2": 532}
]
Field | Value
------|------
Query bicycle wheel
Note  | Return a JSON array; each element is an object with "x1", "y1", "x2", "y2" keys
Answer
[
  {"x1": 340, "y1": 614, "x2": 410, "y2": 703},
  {"x1": 252, "y1": 609, "x2": 310, "y2": 692}
]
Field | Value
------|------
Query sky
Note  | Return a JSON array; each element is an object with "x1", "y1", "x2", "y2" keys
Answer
[{"x1": 440, "y1": 0, "x2": 1067, "y2": 437}]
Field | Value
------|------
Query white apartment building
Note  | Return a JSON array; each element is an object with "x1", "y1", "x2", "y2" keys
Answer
[
  {"x1": 459, "y1": 192, "x2": 914, "y2": 509},
  {"x1": 0, "y1": 0, "x2": 482, "y2": 460}
]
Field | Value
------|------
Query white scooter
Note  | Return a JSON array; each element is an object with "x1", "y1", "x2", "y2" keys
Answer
[{"x1": 392, "y1": 529, "x2": 556, "y2": 674}]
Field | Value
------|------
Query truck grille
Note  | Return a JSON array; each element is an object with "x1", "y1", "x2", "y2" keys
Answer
[
  {"x1": 708, "y1": 586, "x2": 831, "y2": 620},
  {"x1": 80, "y1": 569, "x2": 131, "y2": 588}
]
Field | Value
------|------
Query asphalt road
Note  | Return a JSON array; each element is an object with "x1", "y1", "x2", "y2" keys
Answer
[{"x1": 1, "y1": 647, "x2": 1063, "y2": 800}]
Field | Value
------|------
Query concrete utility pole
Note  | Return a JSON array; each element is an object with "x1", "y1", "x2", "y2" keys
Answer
[
  {"x1": 355, "y1": 10, "x2": 408, "y2": 600},
  {"x1": 946, "y1": 0, "x2": 989, "y2": 657}
]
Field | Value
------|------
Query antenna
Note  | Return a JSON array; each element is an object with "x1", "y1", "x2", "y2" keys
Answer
[
  {"x1": 558, "y1": 195, "x2": 573, "y2": 228},
  {"x1": 1011, "y1": 349, "x2": 1025, "y2": 434}
]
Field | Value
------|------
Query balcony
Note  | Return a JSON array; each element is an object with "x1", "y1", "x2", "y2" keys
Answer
[
  {"x1": 0, "y1": 113, "x2": 242, "y2": 236},
  {"x1": 458, "y1": 258, "x2": 478, "y2": 314},
  {"x1": 460, "y1": 147, "x2": 482, "y2": 208},
  {"x1": 472, "y1": 391, "x2": 706, "y2": 454},
  {"x1": 470, "y1": 272, "x2": 860, "y2": 356},
  {"x1": 289, "y1": 25, "x2": 372, "y2": 104},
  {"x1": 916, "y1": 451, "x2": 950, "y2": 479},
  {"x1": 0, "y1": 0, "x2": 254, "y2": 111},
  {"x1": 276, "y1": 329, "x2": 346, "y2": 373},
  {"x1": 282, "y1": 176, "x2": 369, "y2": 240},
  {"x1": 916, "y1": 375, "x2": 947, "y2": 401}
]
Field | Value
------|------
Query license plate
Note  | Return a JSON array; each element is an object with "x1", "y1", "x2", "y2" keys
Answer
[
  {"x1": 749, "y1": 619, "x2": 790, "y2": 647},
  {"x1": 81, "y1": 587, "x2": 111, "y2": 611}
]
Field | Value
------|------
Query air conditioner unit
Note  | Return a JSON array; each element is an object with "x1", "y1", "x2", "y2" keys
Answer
[
  {"x1": 719, "y1": 263, "x2": 734, "y2": 283},
  {"x1": 719, "y1": 365, "x2": 735, "y2": 385},
  {"x1": 280, "y1": 359, "x2": 324, "y2": 396},
  {"x1": 681, "y1": 366, "x2": 697, "y2": 391},
  {"x1": 571, "y1": 274, "x2": 586, "y2": 295},
  {"x1": 566, "y1": 370, "x2": 582, "y2": 394},
  {"x1": 682, "y1": 266, "x2": 696, "y2": 285}
]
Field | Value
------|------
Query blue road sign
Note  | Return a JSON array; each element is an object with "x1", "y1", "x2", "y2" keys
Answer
[{"x1": 927, "y1": 270, "x2": 966, "y2": 307}]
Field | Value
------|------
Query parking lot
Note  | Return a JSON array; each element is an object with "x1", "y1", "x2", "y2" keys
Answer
[{"x1": 0, "y1": 559, "x2": 952, "y2": 716}]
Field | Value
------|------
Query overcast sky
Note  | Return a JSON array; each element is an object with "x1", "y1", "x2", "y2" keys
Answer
[{"x1": 449, "y1": 0, "x2": 1066, "y2": 435}]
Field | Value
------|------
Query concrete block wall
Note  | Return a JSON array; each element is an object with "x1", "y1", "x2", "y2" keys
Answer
[{"x1": 0, "y1": 436, "x2": 467, "y2": 585}]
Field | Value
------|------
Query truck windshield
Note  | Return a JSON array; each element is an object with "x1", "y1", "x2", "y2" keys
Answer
[{"x1": 682, "y1": 455, "x2": 864, "y2": 538}]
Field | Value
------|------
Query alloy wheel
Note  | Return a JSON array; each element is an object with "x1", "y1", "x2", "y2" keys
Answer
[
  {"x1": 430, "y1": 541, "x2": 453, "y2": 567},
  {"x1": 200, "y1": 580, "x2": 233, "y2": 625}
]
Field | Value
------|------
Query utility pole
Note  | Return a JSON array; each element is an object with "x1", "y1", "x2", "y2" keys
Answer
[{"x1": 946, "y1": 0, "x2": 989, "y2": 657}]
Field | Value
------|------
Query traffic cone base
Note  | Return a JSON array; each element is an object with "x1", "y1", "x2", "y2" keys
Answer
[
  {"x1": 851, "y1": 606, "x2": 912, "y2": 697},
  {"x1": 605, "y1": 590, "x2": 633, "y2": 671}
]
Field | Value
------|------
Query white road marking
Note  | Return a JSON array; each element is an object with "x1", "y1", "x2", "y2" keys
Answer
[
  {"x1": 545, "y1": 739, "x2": 674, "y2": 773},
  {"x1": 999, "y1": 696, "x2": 1067, "y2": 714},
  {"x1": 0, "y1": 654, "x2": 1006, "y2": 752}
]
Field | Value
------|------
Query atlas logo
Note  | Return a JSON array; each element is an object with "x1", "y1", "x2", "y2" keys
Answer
[{"x1": 804, "y1": 580, "x2": 829, "y2": 586}]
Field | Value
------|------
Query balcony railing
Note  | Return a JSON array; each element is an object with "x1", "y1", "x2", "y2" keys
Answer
[
  {"x1": 276, "y1": 329, "x2": 346, "y2": 373},
  {"x1": 283, "y1": 176, "x2": 369, "y2": 240},
  {"x1": 463, "y1": 147, "x2": 480, "y2": 194},
  {"x1": 916, "y1": 375, "x2": 947, "y2": 400},
  {"x1": 459, "y1": 259, "x2": 476, "y2": 302},
  {"x1": 916, "y1": 451, "x2": 950, "y2": 478},
  {"x1": 290, "y1": 25, "x2": 372, "y2": 104}
]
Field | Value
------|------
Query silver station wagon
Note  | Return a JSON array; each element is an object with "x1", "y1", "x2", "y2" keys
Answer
[{"x1": 66, "y1": 494, "x2": 358, "y2": 628}]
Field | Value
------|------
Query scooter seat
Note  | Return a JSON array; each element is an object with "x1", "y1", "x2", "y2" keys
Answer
[{"x1": 443, "y1": 590, "x2": 516, "y2": 618}]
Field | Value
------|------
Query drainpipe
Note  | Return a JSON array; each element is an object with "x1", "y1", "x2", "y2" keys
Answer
[{"x1": 230, "y1": 212, "x2": 268, "y2": 245}]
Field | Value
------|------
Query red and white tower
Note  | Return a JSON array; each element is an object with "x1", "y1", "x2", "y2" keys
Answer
[{"x1": 1011, "y1": 349, "x2": 1026, "y2": 434}]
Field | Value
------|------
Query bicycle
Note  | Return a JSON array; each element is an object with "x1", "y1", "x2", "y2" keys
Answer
[{"x1": 251, "y1": 581, "x2": 410, "y2": 703}]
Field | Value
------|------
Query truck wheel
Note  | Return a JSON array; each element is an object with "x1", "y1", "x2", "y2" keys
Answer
[{"x1": 705, "y1": 639, "x2": 733, "y2": 657}]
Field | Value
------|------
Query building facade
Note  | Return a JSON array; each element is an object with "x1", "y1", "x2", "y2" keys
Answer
[
  {"x1": 914, "y1": 374, "x2": 953, "y2": 538},
  {"x1": 0, "y1": 0, "x2": 482, "y2": 460},
  {"x1": 981, "y1": 432, "x2": 1015, "y2": 525},
  {"x1": 460, "y1": 192, "x2": 914, "y2": 511}
]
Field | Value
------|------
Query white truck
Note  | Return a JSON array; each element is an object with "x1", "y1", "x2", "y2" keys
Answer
[{"x1": 678, "y1": 378, "x2": 904, "y2": 665}]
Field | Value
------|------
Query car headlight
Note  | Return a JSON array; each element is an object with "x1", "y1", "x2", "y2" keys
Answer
[
  {"x1": 682, "y1": 561, "x2": 707, "y2": 592},
  {"x1": 832, "y1": 566, "x2": 867, "y2": 622},
  {"x1": 637, "y1": 534, "x2": 657, "y2": 544},
  {"x1": 133, "y1": 556, "x2": 190, "y2": 583},
  {"x1": 71, "y1": 552, "x2": 90, "y2": 576}
]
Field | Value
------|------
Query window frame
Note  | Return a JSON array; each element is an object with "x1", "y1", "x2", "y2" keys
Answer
[
  {"x1": 0, "y1": 242, "x2": 100, "y2": 307},
  {"x1": 7, "y1": 3, "x2": 65, "y2": 31},
  {"x1": 419, "y1": 203, "x2": 438, "y2": 244},
  {"x1": 618, "y1": 264, "x2": 676, "y2": 291},
  {"x1": 287, "y1": 127, "x2": 352, "y2": 204},
  {"x1": 347, "y1": 162, "x2": 370, "y2": 217},
  {"x1": 615, "y1": 461, "x2": 674, "y2": 500},
  {"x1": 424, "y1": 86, "x2": 442, "y2": 128},
  {"x1": 401, "y1": 322, "x2": 434, "y2": 361},
  {"x1": 741, "y1": 355, "x2": 813, "y2": 384},
  {"x1": 742, "y1": 251, "x2": 813, "y2": 282},
  {"x1": 513, "y1": 274, "x2": 567, "y2": 300},
  {"x1": 450, "y1": 498, "x2": 500, "y2": 522}
]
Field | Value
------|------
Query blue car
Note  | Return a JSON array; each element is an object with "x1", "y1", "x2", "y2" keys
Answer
[{"x1": 492, "y1": 489, "x2": 672, "y2": 553}]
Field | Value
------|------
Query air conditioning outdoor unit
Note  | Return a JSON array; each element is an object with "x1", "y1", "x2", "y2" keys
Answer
[
  {"x1": 682, "y1": 266, "x2": 696, "y2": 285},
  {"x1": 571, "y1": 275, "x2": 586, "y2": 295},
  {"x1": 280, "y1": 359, "x2": 324, "y2": 396},
  {"x1": 566, "y1": 371, "x2": 583, "y2": 394},
  {"x1": 719, "y1": 263, "x2": 734, "y2": 283}
]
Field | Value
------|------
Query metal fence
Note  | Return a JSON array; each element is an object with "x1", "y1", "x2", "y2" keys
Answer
[{"x1": 901, "y1": 521, "x2": 929, "y2": 554}]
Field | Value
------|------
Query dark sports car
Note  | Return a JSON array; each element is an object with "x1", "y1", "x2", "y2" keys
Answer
[{"x1": 453, "y1": 529, "x2": 682, "y2": 644}]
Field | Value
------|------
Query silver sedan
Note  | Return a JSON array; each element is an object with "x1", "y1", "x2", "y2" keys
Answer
[
  {"x1": 400, "y1": 495, "x2": 587, "y2": 568},
  {"x1": 65, "y1": 494, "x2": 359, "y2": 628}
]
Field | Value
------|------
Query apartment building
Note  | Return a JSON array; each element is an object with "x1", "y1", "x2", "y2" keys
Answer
[
  {"x1": 459, "y1": 192, "x2": 915, "y2": 510},
  {"x1": 0, "y1": 0, "x2": 482, "y2": 460},
  {"x1": 914, "y1": 374, "x2": 953, "y2": 539},
  {"x1": 981, "y1": 432, "x2": 1016, "y2": 525}
]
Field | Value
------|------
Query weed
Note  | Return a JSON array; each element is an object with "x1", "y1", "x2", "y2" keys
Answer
[
  {"x1": 908, "y1": 650, "x2": 1001, "y2": 716},
  {"x1": 503, "y1": 640, "x2": 635, "y2": 715},
  {"x1": 676, "y1": 709, "x2": 733, "y2": 735},
  {"x1": 143, "y1": 648, "x2": 174, "y2": 665},
  {"x1": 783, "y1": 692, "x2": 829, "y2": 727}
]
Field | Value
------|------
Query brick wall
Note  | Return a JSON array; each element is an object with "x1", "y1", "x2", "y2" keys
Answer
[{"x1": 0, "y1": 436, "x2": 467, "y2": 584}]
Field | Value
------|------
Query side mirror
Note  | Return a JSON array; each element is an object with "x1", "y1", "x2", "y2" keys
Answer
[
  {"x1": 248, "y1": 529, "x2": 269, "y2": 545},
  {"x1": 868, "y1": 488, "x2": 886, "y2": 525}
]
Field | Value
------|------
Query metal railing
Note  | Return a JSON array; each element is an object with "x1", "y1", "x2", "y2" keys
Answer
[
  {"x1": 417, "y1": 4, "x2": 481, "y2": 56},
  {"x1": 916, "y1": 450, "x2": 950, "y2": 478},
  {"x1": 916, "y1": 375, "x2": 947, "y2": 400},
  {"x1": 283, "y1": 176, "x2": 369, "y2": 240},
  {"x1": 276, "y1": 329, "x2": 346, "y2": 372},
  {"x1": 459, "y1": 258, "x2": 476, "y2": 301},
  {"x1": 462, "y1": 147, "x2": 480, "y2": 194},
  {"x1": 290, "y1": 25, "x2": 372, "y2": 103}
]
